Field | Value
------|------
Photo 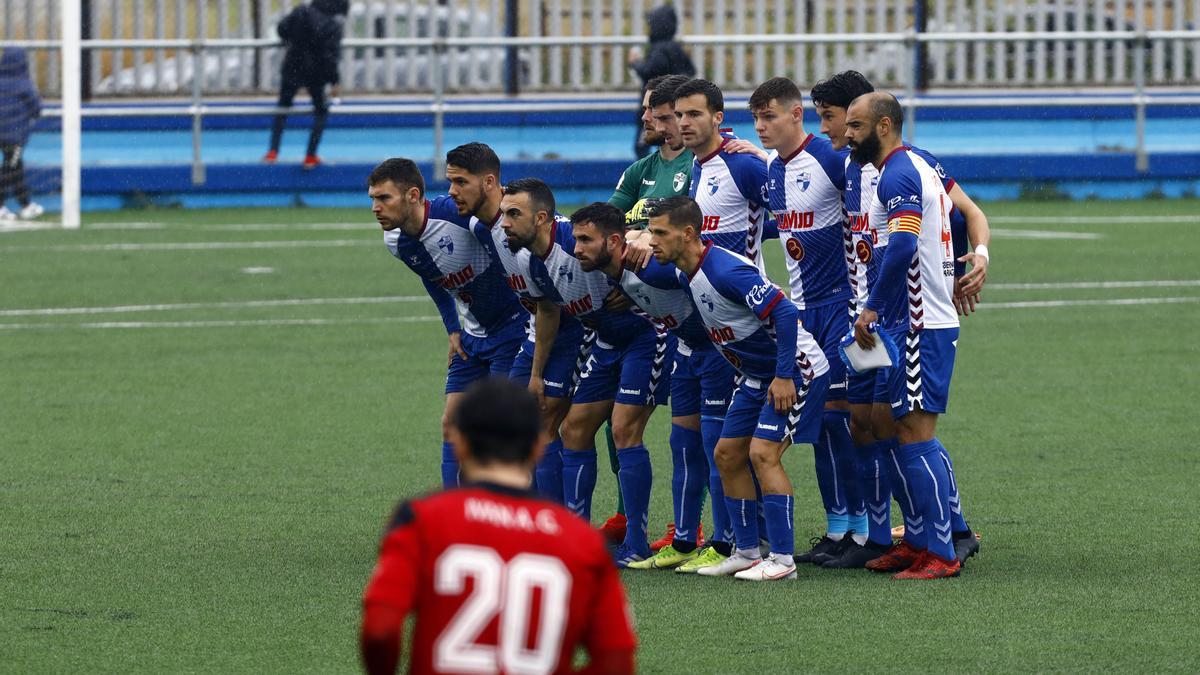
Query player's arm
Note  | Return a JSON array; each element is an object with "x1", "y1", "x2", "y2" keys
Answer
[
  {"x1": 761, "y1": 288, "x2": 800, "y2": 413},
  {"x1": 530, "y1": 299, "x2": 561, "y2": 408},
  {"x1": 607, "y1": 163, "x2": 642, "y2": 214},
  {"x1": 947, "y1": 183, "x2": 990, "y2": 299},
  {"x1": 857, "y1": 172, "x2": 922, "y2": 348},
  {"x1": 731, "y1": 155, "x2": 771, "y2": 210},
  {"x1": 361, "y1": 502, "x2": 421, "y2": 675},
  {"x1": 420, "y1": 277, "x2": 468, "y2": 364}
]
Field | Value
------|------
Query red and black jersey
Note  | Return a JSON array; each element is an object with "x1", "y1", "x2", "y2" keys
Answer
[{"x1": 363, "y1": 482, "x2": 636, "y2": 674}]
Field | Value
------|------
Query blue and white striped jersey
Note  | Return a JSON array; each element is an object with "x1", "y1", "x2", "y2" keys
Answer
[
  {"x1": 527, "y1": 218, "x2": 654, "y2": 349},
  {"x1": 689, "y1": 138, "x2": 771, "y2": 273},
  {"x1": 471, "y1": 211, "x2": 584, "y2": 342},
  {"x1": 617, "y1": 258, "x2": 711, "y2": 354},
  {"x1": 765, "y1": 133, "x2": 851, "y2": 310},
  {"x1": 385, "y1": 196, "x2": 524, "y2": 338},
  {"x1": 845, "y1": 158, "x2": 881, "y2": 315},
  {"x1": 678, "y1": 243, "x2": 828, "y2": 383}
]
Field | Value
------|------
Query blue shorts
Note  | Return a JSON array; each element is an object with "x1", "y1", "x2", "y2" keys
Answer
[
  {"x1": 572, "y1": 330, "x2": 674, "y2": 407},
  {"x1": 846, "y1": 370, "x2": 878, "y2": 405},
  {"x1": 721, "y1": 372, "x2": 830, "y2": 444},
  {"x1": 877, "y1": 327, "x2": 958, "y2": 419},
  {"x1": 445, "y1": 322, "x2": 526, "y2": 394},
  {"x1": 799, "y1": 302, "x2": 852, "y2": 402},
  {"x1": 508, "y1": 329, "x2": 587, "y2": 400},
  {"x1": 670, "y1": 345, "x2": 737, "y2": 419}
]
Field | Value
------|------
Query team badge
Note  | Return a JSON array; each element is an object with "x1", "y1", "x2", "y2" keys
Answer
[
  {"x1": 707, "y1": 175, "x2": 720, "y2": 195},
  {"x1": 673, "y1": 172, "x2": 687, "y2": 193},
  {"x1": 795, "y1": 170, "x2": 811, "y2": 191},
  {"x1": 699, "y1": 292, "x2": 714, "y2": 311},
  {"x1": 557, "y1": 264, "x2": 574, "y2": 283},
  {"x1": 436, "y1": 235, "x2": 454, "y2": 254}
]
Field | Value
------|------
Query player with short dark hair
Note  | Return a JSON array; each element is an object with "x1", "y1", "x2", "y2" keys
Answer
[
  {"x1": 360, "y1": 378, "x2": 637, "y2": 674},
  {"x1": 648, "y1": 196, "x2": 832, "y2": 581},
  {"x1": 369, "y1": 157, "x2": 525, "y2": 489},
  {"x1": 749, "y1": 76, "x2": 869, "y2": 566},
  {"x1": 573, "y1": 200, "x2": 737, "y2": 572}
]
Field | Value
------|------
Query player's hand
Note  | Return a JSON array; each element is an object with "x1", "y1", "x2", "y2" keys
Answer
[
  {"x1": 958, "y1": 251, "x2": 988, "y2": 296},
  {"x1": 952, "y1": 278, "x2": 980, "y2": 316},
  {"x1": 767, "y1": 376, "x2": 797, "y2": 414},
  {"x1": 603, "y1": 287, "x2": 633, "y2": 312},
  {"x1": 723, "y1": 138, "x2": 769, "y2": 161},
  {"x1": 447, "y1": 331, "x2": 468, "y2": 366},
  {"x1": 528, "y1": 376, "x2": 546, "y2": 410},
  {"x1": 853, "y1": 309, "x2": 878, "y2": 349},
  {"x1": 623, "y1": 236, "x2": 653, "y2": 270}
]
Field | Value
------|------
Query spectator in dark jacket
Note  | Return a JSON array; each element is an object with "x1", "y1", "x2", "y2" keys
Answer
[
  {"x1": 0, "y1": 47, "x2": 43, "y2": 221},
  {"x1": 263, "y1": 0, "x2": 348, "y2": 169},
  {"x1": 628, "y1": 4, "x2": 696, "y2": 158}
]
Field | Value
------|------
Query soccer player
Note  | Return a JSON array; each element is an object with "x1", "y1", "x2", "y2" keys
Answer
[
  {"x1": 674, "y1": 78, "x2": 772, "y2": 273},
  {"x1": 610, "y1": 74, "x2": 696, "y2": 228},
  {"x1": 648, "y1": 196, "x2": 831, "y2": 581},
  {"x1": 483, "y1": 177, "x2": 588, "y2": 502},
  {"x1": 572, "y1": 201, "x2": 736, "y2": 572},
  {"x1": 360, "y1": 378, "x2": 637, "y2": 675},
  {"x1": 846, "y1": 92, "x2": 968, "y2": 579},
  {"x1": 369, "y1": 157, "x2": 525, "y2": 489},
  {"x1": 749, "y1": 76, "x2": 869, "y2": 566},
  {"x1": 513, "y1": 190, "x2": 671, "y2": 567},
  {"x1": 813, "y1": 71, "x2": 986, "y2": 565}
]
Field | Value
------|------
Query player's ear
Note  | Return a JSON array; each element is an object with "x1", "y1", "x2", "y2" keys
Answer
[
  {"x1": 406, "y1": 185, "x2": 421, "y2": 203},
  {"x1": 713, "y1": 109, "x2": 724, "y2": 126}
]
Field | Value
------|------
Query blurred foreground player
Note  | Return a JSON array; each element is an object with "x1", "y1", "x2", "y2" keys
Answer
[{"x1": 361, "y1": 378, "x2": 637, "y2": 675}]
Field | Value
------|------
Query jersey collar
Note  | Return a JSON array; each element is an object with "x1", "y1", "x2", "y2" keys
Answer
[
  {"x1": 462, "y1": 480, "x2": 542, "y2": 500},
  {"x1": 697, "y1": 137, "x2": 730, "y2": 165},
  {"x1": 879, "y1": 145, "x2": 908, "y2": 169},
  {"x1": 414, "y1": 200, "x2": 432, "y2": 238},
  {"x1": 688, "y1": 241, "x2": 714, "y2": 279},
  {"x1": 779, "y1": 133, "x2": 815, "y2": 164}
]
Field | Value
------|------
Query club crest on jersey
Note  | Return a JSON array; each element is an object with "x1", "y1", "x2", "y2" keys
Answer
[
  {"x1": 436, "y1": 234, "x2": 454, "y2": 254},
  {"x1": 745, "y1": 282, "x2": 775, "y2": 307},
  {"x1": 699, "y1": 292, "x2": 714, "y2": 311},
  {"x1": 673, "y1": 171, "x2": 688, "y2": 192},
  {"x1": 707, "y1": 175, "x2": 720, "y2": 195},
  {"x1": 557, "y1": 264, "x2": 574, "y2": 283},
  {"x1": 795, "y1": 170, "x2": 811, "y2": 191}
]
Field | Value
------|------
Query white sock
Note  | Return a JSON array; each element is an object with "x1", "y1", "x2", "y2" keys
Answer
[
  {"x1": 852, "y1": 532, "x2": 867, "y2": 546},
  {"x1": 827, "y1": 531, "x2": 845, "y2": 542},
  {"x1": 737, "y1": 547, "x2": 762, "y2": 560}
]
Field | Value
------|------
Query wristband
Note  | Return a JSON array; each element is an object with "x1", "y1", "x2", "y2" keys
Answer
[{"x1": 973, "y1": 244, "x2": 989, "y2": 261}]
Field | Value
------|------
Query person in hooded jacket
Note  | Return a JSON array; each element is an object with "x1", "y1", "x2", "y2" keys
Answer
[
  {"x1": 628, "y1": 4, "x2": 696, "y2": 158},
  {"x1": 0, "y1": 47, "x2": 44, "y2": 221},
  {"x1": 263, "y1": 0, "x2": 348, "y2": 169}
]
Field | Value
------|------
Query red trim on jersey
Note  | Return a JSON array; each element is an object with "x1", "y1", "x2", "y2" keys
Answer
[
  {"x1": 944, "y1": 177, "x2": 957, "y2": 193},
  {"x1": 880, "y1": 145, "x2": 908, "y2": 168},
  {"x1": 756, "y1": 290, "x2": 784, "y2": 320},
  {"x1": 482, "y1": 206, "x2": 503, "y2": 228},
  {"x1": 697, "y1": 137, "x2": 730, "y2": 165},
  {"x1": 780, "y1": 133, "x2": 815, "y2": 164},
  {"x1": 688, "y1": 241, "x2": 714, "y2": 279},
  {"x1": 415, "y1": 200, "x2": 432, "y2": 239}
]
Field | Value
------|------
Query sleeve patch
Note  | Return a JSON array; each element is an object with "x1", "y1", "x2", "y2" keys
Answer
[{"x1": 888, "y1": 214, "x2": 922, "y2": 236}]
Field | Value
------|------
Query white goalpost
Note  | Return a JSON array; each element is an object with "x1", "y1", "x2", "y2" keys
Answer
[{"x1": 60, "y1": 0, "x2": 82, "y2": 230}]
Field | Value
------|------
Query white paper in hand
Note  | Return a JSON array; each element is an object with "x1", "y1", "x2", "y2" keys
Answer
[{"x1": 842, "y1": 331, "x2": 893, "y2": 373}]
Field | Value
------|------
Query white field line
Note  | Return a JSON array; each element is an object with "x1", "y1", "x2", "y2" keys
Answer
[
  {"x1": 0, "y1": 239, "x2": 370, "y2": 253},
  {"x1": 991, "y1": 215, "x2": 1200, "y2": 224},
  {"x1": 0, "y1": 316, "x2": 441, "y2": 331},
  {"x1": 979, "y1": 296, "x2": 1200, "y2": 310},
  {"x1": 989, "y1": 279, "x2": 1200, "y2": 290},
  {"x1": 0, "y1": 295, "x2": 429, "y2": 317},
  {"x1": 989, "y1": 228, "x2": 1103, "y2": 240}
]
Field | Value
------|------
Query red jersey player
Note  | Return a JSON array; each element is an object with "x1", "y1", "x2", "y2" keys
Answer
[{"x1": 360, "y1": 378, "x2": 637, "y2": 675}]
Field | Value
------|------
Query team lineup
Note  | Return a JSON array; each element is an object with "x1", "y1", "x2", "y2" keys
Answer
[{"x1": 361, "y1": 68, "x2": 994, "y2": 672}]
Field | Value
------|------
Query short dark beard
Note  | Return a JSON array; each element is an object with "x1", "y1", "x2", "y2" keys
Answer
[
  {"x1": 849, "y1": 129, "x2": 881, "y2": 165},
  {"x1": 579, "y1": 243, "x2": 612, "y2": 272},
  {"x1": 506, "y1": 230, "x2": 535, "y2": 253}
]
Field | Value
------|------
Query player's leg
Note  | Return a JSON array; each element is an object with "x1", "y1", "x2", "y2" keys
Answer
[
  {"x1": 304, "y1": 79, "x2": 329, "y2": 161},
  {"x1": 440, "y1": 334, "x2": 490, "y2": 488},
  {"x1": 864, "y1": 375, "x2": 928, "y2": 573},
  {"x1": 0, "y1": 145, "x2": 15, "y2": 214},
  {"x1": 510, "y1": 338, "x2": 571, "y2": 502},
  {"x1": 601, "y1": 422, "x2": 625, "y2": 536},
  {"x1": 558, "y1": 399, "x2": 613, "y2": 520},
  {"x1": 268, "y1": 75, "x2": 301, "y2": 155}
]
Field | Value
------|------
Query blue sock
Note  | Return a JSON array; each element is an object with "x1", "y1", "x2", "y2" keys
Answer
[
  {"x1": 825, "y1": 410, "x2": 864, "y2": 536},
  {"x1": 899, "y1": 439, "x2": 955, "y2": 561},
  {"x1": 535, "y1": 438, "x2": 564, "y2": 503},
  {"x1": 813, "y1": 419, "x2": 848, "y2": 535},
  {"x1": 884, "y1": 437, "x2": 925, "y2": 549},
  {"x1": 561, "y1": 448, "x2": 597, "y2": 520},
  {"x1": 861, "y1": 441, "x2": 893, "y2": 546},
  {"x1": 617, "y1": 445, "x2": 653, "y2": 554},
  {"x1": 761, "y1": 494, "x2": 795, "y2": 556},
  {"x1": 441, "y1": 441, "x2": 459, "y2": 489},
  {"x1": 750, "y1": 463, "x2": 769, "y2": 544},
  {"x1": 668, "y1": 424, "x2": 706, "y2": 543},
  {"x1": 934, "y1": 438, "x2": 971, "y2": 534},
  {"x1": 700, "y1": 416, "x2": 732, "y2": 544},
  {"x1": 724, "y1": 496, "x2": 760, "y2": 553}
]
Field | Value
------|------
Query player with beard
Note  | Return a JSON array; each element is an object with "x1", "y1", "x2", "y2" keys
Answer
[
  {"x1": 481, "y1": 178, "x2": 587, "y2": 503},
  {"x1": 846, "y1": 92, "x2": 970, "y2": 579},
  {"x1": 610, "y1": 74, "x2": 696, "y2": 228},
  {"x1": 368, "y1": 158, "x2": 526, "y2": 489},
  {"x1": 812, "y1": 72, "x2": 986, "y2": 566},
  {"x1": 573, "y1": 202, "x2": 737, "y2": 572}
]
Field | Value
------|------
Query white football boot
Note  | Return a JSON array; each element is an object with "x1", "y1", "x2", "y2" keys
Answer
[
  {"x1": 734, "y1": 553, "x2": 798, "y2": 581},
  {"x1": 696, "y1": 550, "x2": 762, "y2": 577},
  {"x1": 19, "y1": 202, "x2": 44, "y2": 219}
]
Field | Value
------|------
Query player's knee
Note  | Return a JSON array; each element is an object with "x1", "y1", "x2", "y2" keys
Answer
[
  {"x1": 748, "y1": 444, "x2": 781, "y2": 470},
  {"x1": 713, "y1": 443, "x2": 741, "y2": 474},
  {"x1": 609, "y1": 420, "x2": 643, "y2": 448},
  {"x1": 849, "y1": 415, "x2": 874, "y2": 446}
]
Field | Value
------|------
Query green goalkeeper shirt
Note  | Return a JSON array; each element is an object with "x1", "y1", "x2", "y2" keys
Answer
[{"x1": 607, "y1": 148, "x2": 695, "y2": 228}]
